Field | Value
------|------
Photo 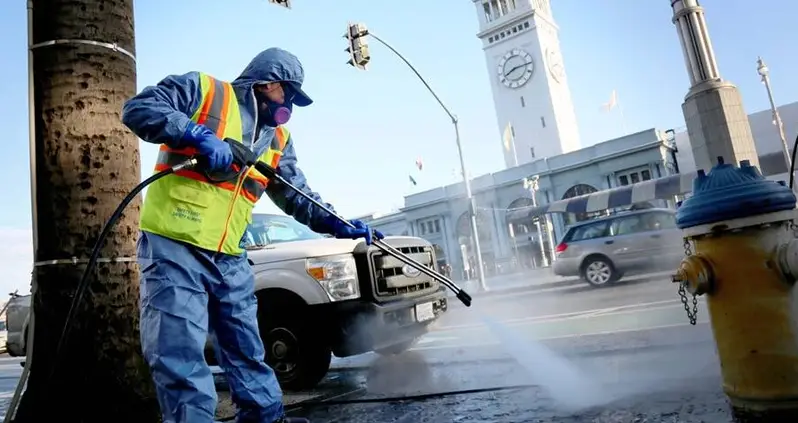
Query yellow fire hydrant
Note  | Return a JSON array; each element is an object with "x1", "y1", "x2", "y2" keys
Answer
[{"x1": 672, "y1": 157, "x2": 798, "y2": 421}]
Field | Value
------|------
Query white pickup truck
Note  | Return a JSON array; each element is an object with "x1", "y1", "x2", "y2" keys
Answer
[
  {"x1": 204, "y1": 213, "x2": 449, "y2": 390},
  {"x1": 7, "y1": 214, "x2": 450, "y2": 391}
]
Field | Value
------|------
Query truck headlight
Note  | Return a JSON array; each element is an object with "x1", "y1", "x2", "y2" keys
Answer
[{"x1": 306, "y1": 254, "x2": 360, "y2": 301}]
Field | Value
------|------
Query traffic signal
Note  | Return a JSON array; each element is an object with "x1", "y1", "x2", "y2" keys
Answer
[
  {"x1": 267, "y1": 0, "x2": 291, "y2": 9},
  {"x1": 344, "y1": 22, "x2": 370, "y2": 70}
]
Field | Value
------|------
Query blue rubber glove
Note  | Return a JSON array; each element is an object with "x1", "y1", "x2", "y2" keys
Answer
[
  {"x1": 331, "y1": 219, "x2": 384, "y2": 245},
  {"x1": 181, "y1": 121, "x2": 233, "y2": 171}
]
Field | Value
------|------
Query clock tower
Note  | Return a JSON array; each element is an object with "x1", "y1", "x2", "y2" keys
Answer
[{"x1": 473, "y1": 0, "x2": 581, "y2": 168}]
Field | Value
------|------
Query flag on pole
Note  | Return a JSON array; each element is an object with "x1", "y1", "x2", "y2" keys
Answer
[
  {"x1": 502, "y1": 122, "x2": 514, "y2": 152},
  {"x1": 502, "y1": 122, "x2": 519, "y2": 166},
  {"x1": 601, "y1": 89, "x2": 628, "y2": 134},
  {"x1": 409, "y1": 175, "x2": 417, "y2": 186},
  {"x1": 602, "y1": 90, "x2": 618, "y2": 112}
]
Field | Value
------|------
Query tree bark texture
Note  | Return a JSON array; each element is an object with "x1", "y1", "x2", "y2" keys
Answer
[{"x1": 15, "y1": 1, "x2": 160, "y2": 422}]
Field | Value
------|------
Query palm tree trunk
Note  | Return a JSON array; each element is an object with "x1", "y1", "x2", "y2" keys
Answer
[{"x1": 14, "y1": 1, "x2": 160, "y2": 422}]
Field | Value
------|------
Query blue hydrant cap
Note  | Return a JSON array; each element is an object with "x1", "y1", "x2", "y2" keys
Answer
[{"x1": 676, "y1": 157, "x2": 797, "y2": 229}]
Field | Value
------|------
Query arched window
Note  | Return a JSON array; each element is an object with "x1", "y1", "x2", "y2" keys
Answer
[
  {"x1": 505, "y1": 197, "x2": 536, "y2": 238},
  {"x1": 455, "y1": 210, "x2": 491, "y2": 246}
]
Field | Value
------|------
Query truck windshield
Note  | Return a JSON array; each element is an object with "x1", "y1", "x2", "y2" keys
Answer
[{"x1": 245, "y1": 214, "x2": 324, "y2": 248}]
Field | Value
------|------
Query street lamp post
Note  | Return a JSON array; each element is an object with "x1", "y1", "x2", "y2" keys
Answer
[
  {"x1": 756, "y1": 57, "x2": 791, "y2": 173},
  {"x1": 523, "y1": 176, "x2": 549, "y2": 268},
  {"x1": 343, "y1": 23, "x2": 487, "y2": 290}
]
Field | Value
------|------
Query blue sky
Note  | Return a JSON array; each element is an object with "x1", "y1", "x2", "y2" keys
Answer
[{"x1": 0, "y1": 0, "x2": 794, "y2": 294}]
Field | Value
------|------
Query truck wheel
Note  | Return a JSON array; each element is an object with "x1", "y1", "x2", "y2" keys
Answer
[
  {"x1": 258, "y1": 307, "x2": 331, "y2": 391},
  {"x1": 375, "y1": 338, "x2": 419, "y2": 356}
]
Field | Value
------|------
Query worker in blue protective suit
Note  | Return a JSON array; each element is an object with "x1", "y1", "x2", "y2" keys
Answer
[{"x1": 121, "y1": 47, "x2": 383, "y2": 423}]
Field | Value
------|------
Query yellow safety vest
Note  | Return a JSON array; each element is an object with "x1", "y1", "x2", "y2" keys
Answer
[{"x1": 140, "y1": 72, "x2": 290, "y2": 255}]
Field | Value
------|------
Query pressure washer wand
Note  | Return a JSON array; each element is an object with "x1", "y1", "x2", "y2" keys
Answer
[{"x1": 257, "y1": 161, "x2": 472, "y2": 306}]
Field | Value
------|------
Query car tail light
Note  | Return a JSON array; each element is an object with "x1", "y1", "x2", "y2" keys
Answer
[{"x1": 555, "y1": 243, "x2": 568, "y2": 254}]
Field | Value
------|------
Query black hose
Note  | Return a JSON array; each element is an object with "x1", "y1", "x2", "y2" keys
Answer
[
  {"x1": 216, "y1": 384, "x2": 536, "y2": 422},
  {"x1": 48, "y1": 159, "x2": 197, "y2": 382},
  {"x1": 789, "y1": 132, "x2": 798, "y2": 189},
  {"x1": 298, "y1": 384, "x2": 534, "y2": 406}
]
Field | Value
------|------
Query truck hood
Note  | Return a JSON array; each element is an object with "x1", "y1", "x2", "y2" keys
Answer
[{"x1": 246, "y1": 237, "x2": 362, "y2": 264}]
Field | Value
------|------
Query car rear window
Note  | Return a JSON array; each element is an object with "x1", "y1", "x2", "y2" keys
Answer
[{"x1": 562, "y1": 220, "x2": 610, "y2": 242}]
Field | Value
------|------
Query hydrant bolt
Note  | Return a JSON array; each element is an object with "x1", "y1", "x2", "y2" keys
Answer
[{"x1": 776, "y1": 238, "x2": 798, "y2": 285}]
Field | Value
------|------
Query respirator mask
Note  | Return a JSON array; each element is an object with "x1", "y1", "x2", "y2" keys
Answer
[{"x1": 257, "y1": 82, "x2": 294, "y2": 127}]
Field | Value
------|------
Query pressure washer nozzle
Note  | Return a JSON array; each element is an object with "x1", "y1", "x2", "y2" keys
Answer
[{"x1": 456, "y1": 290, "x2": 472, "y2": 307}]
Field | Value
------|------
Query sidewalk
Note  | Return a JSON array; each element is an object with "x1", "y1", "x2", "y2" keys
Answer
[{"x1": 447, "y1": 268, "x2": 568, "y2": 296}]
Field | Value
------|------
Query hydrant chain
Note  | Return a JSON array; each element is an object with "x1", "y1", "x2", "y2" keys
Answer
[
  {"x1": 678, "y1": 283, "x2": 698, "y2": 325},
  {"x1": 678, "y1": 237, "x2": 699, "y2": 325}
]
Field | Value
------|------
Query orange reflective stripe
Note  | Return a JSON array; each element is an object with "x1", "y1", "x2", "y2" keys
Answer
[
  {"x1": 158, "y1": 143, "x2": 197, "y2": 157},
  {"x1": 217, "y1": 82, "x2": 232, "y2": 138},
  {"x1": 196, "y1": 76, "x2": 228, "y2": 137},
  {"x1": 273, "y1": 126, "x2": 289, "y2": 149},
  {"x1": 197, "y1": 79, "x2": 215, "y2": 126},
  {"x1": 156, "y1": 149, "x2": 268, "y2": 203},
  {"x1": 243, "y1": 174, "x2": 268, "y2": 201},
  {"x1": 153, "y1": 163, "x2": 239, "y2": 192},
  {"x1": 270, "y1": 151, "x2": 283, "y2": 168}
]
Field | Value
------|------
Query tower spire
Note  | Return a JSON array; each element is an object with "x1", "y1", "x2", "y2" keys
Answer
[{"x1": 671, "y1": 0, "x2": 721, "y2": 88}]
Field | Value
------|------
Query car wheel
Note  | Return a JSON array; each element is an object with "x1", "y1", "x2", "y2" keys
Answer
[
  {"x1": 374, "y1": 338, "x2": 419, "y2": 356},
  {"x1": 258, "y1": 306, "x2": 331, "y2": 392},
  {"x1": 581, "y1": 257, "x2": 617, "y2": 287}
]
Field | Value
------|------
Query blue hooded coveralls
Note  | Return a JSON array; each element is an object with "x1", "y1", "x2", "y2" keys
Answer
[{"x1": 122, "y1": 48, "x2": 336, "y2": 423}]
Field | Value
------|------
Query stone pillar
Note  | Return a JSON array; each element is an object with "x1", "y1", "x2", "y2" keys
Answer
[{"x1": 671, "y1": 0, "x2": 759, "y2": 172}]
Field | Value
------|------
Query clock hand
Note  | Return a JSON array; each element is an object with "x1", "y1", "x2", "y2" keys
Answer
[{"x1": 504, "y1": 63, "x2": 525, "y2": 77}]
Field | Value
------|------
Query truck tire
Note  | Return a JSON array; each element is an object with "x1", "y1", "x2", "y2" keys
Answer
[
  {"x1": 258, "y1": 305, "x2": 331, "y2": 391},
  {"x1": 375, "y1": 338, "x2": 419, "y2": 356}
]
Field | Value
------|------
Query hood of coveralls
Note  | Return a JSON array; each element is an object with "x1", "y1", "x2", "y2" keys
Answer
[{"x1": 232, "y1": 47, "x2": 313, "y2": 108}]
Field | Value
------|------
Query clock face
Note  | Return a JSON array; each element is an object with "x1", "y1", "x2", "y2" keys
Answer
[
  {"x1": 497, "y1": 49, "x2": 534, "y2": 89},
  {"x1": 546, "y1": 49, "x2": 565, "y2": 83}
]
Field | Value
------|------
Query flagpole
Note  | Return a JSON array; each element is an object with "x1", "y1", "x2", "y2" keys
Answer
[{"x1": 616, "y1": 94, "x2": 628, "y2": 134}]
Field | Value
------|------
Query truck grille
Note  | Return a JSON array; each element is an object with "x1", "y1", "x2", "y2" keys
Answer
[{"x1": 371, "y1": 245, "x2": 437, "y2": 298}]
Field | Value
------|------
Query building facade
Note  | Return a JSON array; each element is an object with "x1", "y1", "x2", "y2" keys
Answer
[
  {"x1": 364, "y1": 128, "x2": 677, "y2": 280},
  {"x1": 361, "y1": 101, "x2": 797, "y2": 281}
]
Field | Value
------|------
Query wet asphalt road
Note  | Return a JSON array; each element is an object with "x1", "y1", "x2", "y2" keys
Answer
[
  {"x1": 288, "y1": 276, "x2": 730, "y2": 422},
  {"x1": 0, "y1": 356, "x2": 23, "y2": 420},
  {"x1": 0, "y1": 275, "x2": 732, "y2": 422},
  {"x1": 291, "y1": 324, "x2": 728, "y2": 422}
]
